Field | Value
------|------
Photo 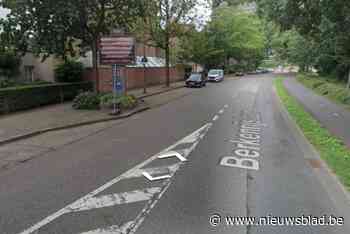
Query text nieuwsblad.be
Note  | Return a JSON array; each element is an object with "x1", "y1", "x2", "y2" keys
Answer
[{"x1": 224, "y1": 215, "x2": 344, "y2": 226}]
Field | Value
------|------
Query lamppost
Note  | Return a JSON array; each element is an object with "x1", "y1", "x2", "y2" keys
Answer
[{"x1": 141, "y1": 56, "x2": 148, "y2": 94}]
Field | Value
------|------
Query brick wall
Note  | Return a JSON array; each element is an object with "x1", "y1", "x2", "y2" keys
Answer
[{"x1": 83, "y1": 66, "x2": 184, "y2": 93}]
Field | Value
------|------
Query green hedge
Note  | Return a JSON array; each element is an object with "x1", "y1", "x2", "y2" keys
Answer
[{"x1": 0, "y1": 82, "x2": 92, "y2": 114}]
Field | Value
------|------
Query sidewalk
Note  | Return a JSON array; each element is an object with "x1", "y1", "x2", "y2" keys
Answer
[
  {"x1": 283, "y1": 76, "x2": 350, "y2": 148},
  {"x1": 0, "y1": 81, "x2": 185, "y2": 144}
]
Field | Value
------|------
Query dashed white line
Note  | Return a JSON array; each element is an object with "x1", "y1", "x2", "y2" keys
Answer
[
  {"x1": 218, "y1": 109, "x2": 225, "y2": 114},
  {"x1": 224, "y1": 104, "x2": 229, "y2": 109},
  {"x1": 212, "y1": 115, "x2": 219, "y2": 122}
]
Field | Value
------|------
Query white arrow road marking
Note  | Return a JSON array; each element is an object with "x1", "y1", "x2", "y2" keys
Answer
[
  {"x1": 142, "y1": 172, "x2": 172, "y2": 181},
  {"x1": 157, "y1": 151, "x2": 187, "y2": 162},
  {"x1": 69, "y1": 188, "x2": 161, "y2": 212},
  {"x1": 18, "y1": 123, "x2": 212, "y2": 234},
  {"x1": 79, "y1": 221, "x2": 134, "y2": 234},
  {"x1": 122, "y1": 164, "x2": 180, "y2": 180}
]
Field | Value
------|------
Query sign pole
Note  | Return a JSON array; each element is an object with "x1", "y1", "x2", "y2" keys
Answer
[{"x1": 112, "y1": 64, "x2": 119, "y2": 115}]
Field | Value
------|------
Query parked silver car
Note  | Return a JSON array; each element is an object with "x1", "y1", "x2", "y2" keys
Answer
[{"x1": 207, "y1": 69, "x2": 224, "y2": 82}]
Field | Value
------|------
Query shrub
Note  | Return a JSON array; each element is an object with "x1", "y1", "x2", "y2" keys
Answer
[
  {"x1": 55, "y1": 60, "x2": 84, "y2": 83},
  {"x1": 0, "y1": 51, "x2": 21, "y2": 78},
  {"x1": 118, "y1": 95, "x2": 137, "y2": 109},
  {"x1": 72, "y1": 91, "x2": 100, "y2": 110},
  {"x1": 0, "y1": 78, "x2": 16, "y2": 88},
  {"x1": 100, "y1": 93, "x2": 137, "y2": 110},
  {"x1": 0, "y1": 82, "x2": 92, "y2": 114}
]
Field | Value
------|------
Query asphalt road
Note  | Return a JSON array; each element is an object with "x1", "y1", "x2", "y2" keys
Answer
[{"x1": 0, "y1": 74, "x2": 349, "y2": 234}]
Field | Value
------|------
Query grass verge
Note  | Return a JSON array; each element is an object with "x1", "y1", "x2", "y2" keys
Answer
[
  {"x1": 275, "y1": 77, "x2": 350, "y2": 190},
  {"x1": 297, "y1": 73, "x2": 350, "y2": 108}
]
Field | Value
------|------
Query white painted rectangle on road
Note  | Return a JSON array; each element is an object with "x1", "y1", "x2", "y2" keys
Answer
[{"x1": 69, "y1": 188, "x2": 161, "y2": 212}]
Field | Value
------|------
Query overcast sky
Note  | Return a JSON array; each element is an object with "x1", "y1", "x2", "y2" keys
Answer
[{"x1": 0, "y1": 7, "x2": 9, "y2": 19}]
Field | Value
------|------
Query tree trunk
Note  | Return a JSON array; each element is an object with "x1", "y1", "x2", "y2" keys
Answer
[
  {"x1": 165, "y1": 45, "x2": 170, "y2": 87},
  {"x1": 92, "y1": 39, "x2": 100, "y2": 93}
]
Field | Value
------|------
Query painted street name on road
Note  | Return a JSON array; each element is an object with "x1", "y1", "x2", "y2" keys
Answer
[{"x1": 220, "y1": 119, "x2": 264, "y2": 171}]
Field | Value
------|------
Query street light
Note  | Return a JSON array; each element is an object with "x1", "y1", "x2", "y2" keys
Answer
[{"x1": 141, "y1": 56, "x2": 148, "y2": 94}]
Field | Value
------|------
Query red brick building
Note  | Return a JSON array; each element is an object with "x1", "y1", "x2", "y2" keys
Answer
[{"x1": 82, "y1": 41, "x2": 184, "y2": 92}]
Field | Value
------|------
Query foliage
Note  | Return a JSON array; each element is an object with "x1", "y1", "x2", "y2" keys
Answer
[
  {"x1": 0, "y1": 78, "x2": 16, "y2": 88},
  {"x1": 54, "y1": 60, "x2": 84, "y2": 83},
  {"x1": 131, "y1": 0, "x2": 199, "y2": 86},
  {"x1": 100, "y1": 93, "x2": 137, "y2": 110},
  {"x1": 179, "y1": 29, "x2": 225, "y2": 68},
  {"x1": 297, "y1": 73, "x2": 350, "y2": 106},
  {"x1": 2, "y1": 0, "x2": 146, "y2": 91},
  {"x1": 0, "y1": 16, "x2": 28, "y2": 54},
  {"x1": 269, "y1": 29, "x2": 317, "y2": 72},
  {"x1": 257, "y1": 0, "x2": 350, "y2": 82},
  {"x1": 0, "y1": 82, "x2": 92, "y2": 114},
  {"x1": 274, "y1": 77, "x2": 350, "y2": 190},
  {"x1": 0, "y1": 50, "x2": 21, "y2": 78},
  {"x1": 180, "y1": 6, "x2": 265, "y2": 71},
  {"x1": 72, "y1": 91, "x2": 101, "y2": 110}
]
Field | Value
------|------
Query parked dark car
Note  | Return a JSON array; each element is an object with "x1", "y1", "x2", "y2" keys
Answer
[{"x1": 185, "y1": 73, "x2": 206, "y2": 88}]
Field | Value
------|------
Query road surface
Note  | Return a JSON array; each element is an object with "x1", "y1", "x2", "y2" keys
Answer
[{"x1": 0, "y1": 74, "x2": 349, "y2": 234}]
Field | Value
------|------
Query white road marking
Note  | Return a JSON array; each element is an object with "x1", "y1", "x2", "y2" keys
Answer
[
  {"x1": 220, "y1": 119, "x2": 263, "y2": 171},
  {"x1": 122, "y1": 164, "x2": 180, "y2": 180},
  {"x1": 157, "y1": 151, "x2": 187, "y2": 162},
  {"x1": 142, "y1": 172, "x2": 172, "y2": 181},
  {"x1": 69, "y1": 188, "x2": 161, "y2": 212},
  {"x1": 224, "y1": 104, "x2": 229, "y2": 109},
  {"x1": 79, "y1": 221, "x2": 134, "y2": 234},
  {"x1": 212, "y1": 115, "x2": 219, "y2": 122},
  {"x1": 19, "y1": 123, "x2": 212, "y2": 234},
  {"x1": 219, "y1": 109, "x2": 225, "y2": 114}
]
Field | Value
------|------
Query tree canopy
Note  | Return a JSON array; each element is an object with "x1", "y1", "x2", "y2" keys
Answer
[
  {"x1": 257, "y1": 0, "x2": 350, "y2": 81},
  {"x1": 180, "y1": 5, "x2": 265, "y2": 71}
]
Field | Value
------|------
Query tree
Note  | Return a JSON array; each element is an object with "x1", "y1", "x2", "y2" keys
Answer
[
  {"x1": 256, "y1": 0, "x2": 350, "y2": 86},
  {"x1": 179, "y1": 5, "x2": 265, "y2": 71},
  {"x1": 179, "y1": 29, "x2": 225, "y2": 68},
  {"x1": 212, "y1": 0, "x2": 252, "y2": 8},
  {"x1": 133, "y1": 0, "x2": 199, "y2": 87},
  {"x1": 209, "y1": 5, "x2": 265, "y2": 69},
  {"x1": 2, "y1": 0, "x2": 144, "y2": 91}
]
